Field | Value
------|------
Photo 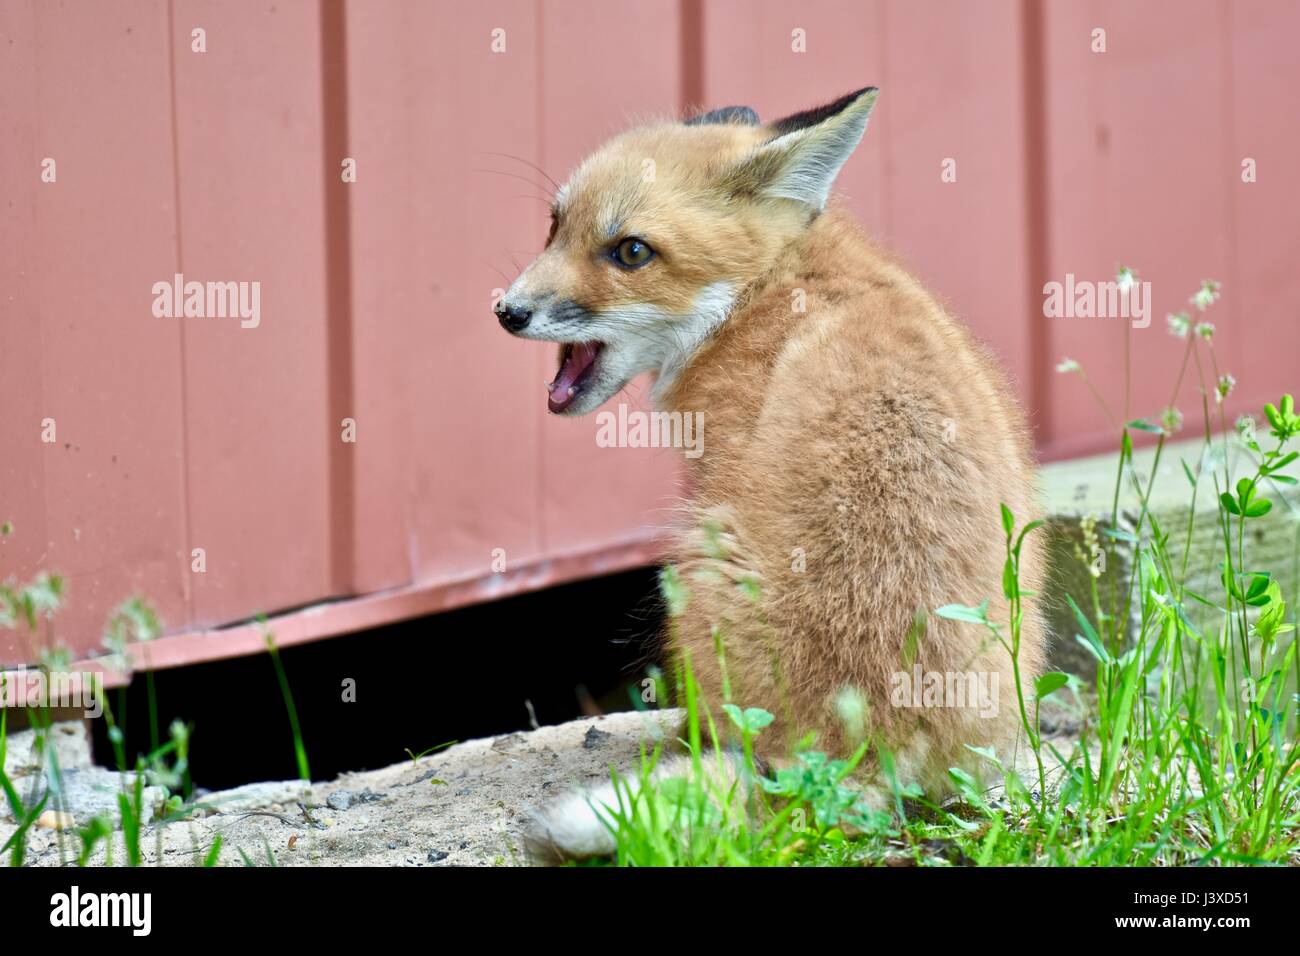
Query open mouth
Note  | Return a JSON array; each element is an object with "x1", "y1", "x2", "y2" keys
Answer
[{"x1": 547, "y1": 341, "x2": 604, "y2": 413}]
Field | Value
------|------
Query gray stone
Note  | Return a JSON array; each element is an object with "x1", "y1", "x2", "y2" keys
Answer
[
  {"x1": 327, "y1": 787, "x2": 383, "y2": 810},
  {"x1": 4, "y1": 766, "x2": 166, "y2": 827},
  {"x1": 195, "y1": 779, "x2": 312, "y2": 814},
  {"x1": 1, "y1": 721, "x2": 92, "y2": 778}
]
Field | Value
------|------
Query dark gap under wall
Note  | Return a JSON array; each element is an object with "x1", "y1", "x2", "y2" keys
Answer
[{"x1": 90, "y1": 567, "x2": 665, "y2": 791}]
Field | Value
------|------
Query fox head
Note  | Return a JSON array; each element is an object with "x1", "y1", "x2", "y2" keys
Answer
[{"x1": 495, "y1": 87, "x2": 879, "y2": 415}]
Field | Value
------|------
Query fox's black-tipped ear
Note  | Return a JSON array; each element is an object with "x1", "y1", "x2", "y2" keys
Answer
[
  {"x1": 768, "y1": 87, "x2": 876, "y2": 136},
  {"x1": 684, "y1": 105, "x2": 760, "y2": 127},
  {"x1": 724, "y1": 87, "x2": 879, "y2": 211}
]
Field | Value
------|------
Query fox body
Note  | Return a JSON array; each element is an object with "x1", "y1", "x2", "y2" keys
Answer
[{"x1": 497, "y1": 89, "x2": 1045, "y2": 860}]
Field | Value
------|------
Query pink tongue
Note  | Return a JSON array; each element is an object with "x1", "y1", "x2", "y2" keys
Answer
[{"x1": 548, "y1": 343, "x2": 599, "y2": 409}]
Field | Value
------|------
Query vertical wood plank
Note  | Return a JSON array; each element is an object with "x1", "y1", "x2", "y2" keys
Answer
[
  {"x1": 1039, "y1": 0, "x2": 1238, "y2": 457},
  {"x1": 0, "y1": 0, "x2": 50, "y2": 664},
  {"x1": 406, "y1": 0, "x2": 546, "y2": 583},
  {"x1": 1227, "y1": 0, "x2": 1300, "y2": 413},
  {"x1": 171, "y1": 0, "x2": 332, "y2": 625},
  {"x1": 1, "y1": 0, "x2": 189, "y2": 661},
  {"x1": 338, "y1": 0, "x2": 412, "y2": 595}
]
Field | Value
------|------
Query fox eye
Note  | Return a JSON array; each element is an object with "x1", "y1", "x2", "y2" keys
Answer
[{"x1": 612, "y1": 237, "x2": 654, "y2": 269}]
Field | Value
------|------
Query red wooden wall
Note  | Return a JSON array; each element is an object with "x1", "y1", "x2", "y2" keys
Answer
[{"x1": 1, "y1": 0, "x2": 1297, "y2": 676}]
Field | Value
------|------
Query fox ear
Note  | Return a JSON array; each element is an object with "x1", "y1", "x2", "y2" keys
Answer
[
  {"x1": 725, "y1": 87, "x2": 878, "y2": 210},
  {"x1": 684, "y1": 105, "x2": 760, "y2": 127}
]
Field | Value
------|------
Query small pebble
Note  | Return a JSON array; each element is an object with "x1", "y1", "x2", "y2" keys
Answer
[
  {"x1": 427, "y1": 849, "x2": 449, "y2": 863},
  {"x1": 327, "y1": 790, "x2": 355, "y2": 811},
  {"x1": 37, "y1": 810, "x2": 75, "y2": 831}
]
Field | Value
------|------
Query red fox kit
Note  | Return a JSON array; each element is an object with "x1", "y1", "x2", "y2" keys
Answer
[{"x1": 496, "y1": 89, "x2": 1045, "y2": 861}]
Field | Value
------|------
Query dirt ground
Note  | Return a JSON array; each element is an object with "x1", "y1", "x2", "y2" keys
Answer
[
  {"x1": 6, "y1": 703, "x2": 1080, "y2": 867},
  {"x1": 6, "y1": 710, "x2": 681, "y2": 867}
]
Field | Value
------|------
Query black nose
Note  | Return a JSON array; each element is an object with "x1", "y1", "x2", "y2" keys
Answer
[{"x1": 495, "y1": 301, "x2": 532, "y2": 332}]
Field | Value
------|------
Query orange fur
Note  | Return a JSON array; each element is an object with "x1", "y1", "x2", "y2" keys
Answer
[{"x1": 661, "y1": 208, "x2": 1045, "y2": 782}]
